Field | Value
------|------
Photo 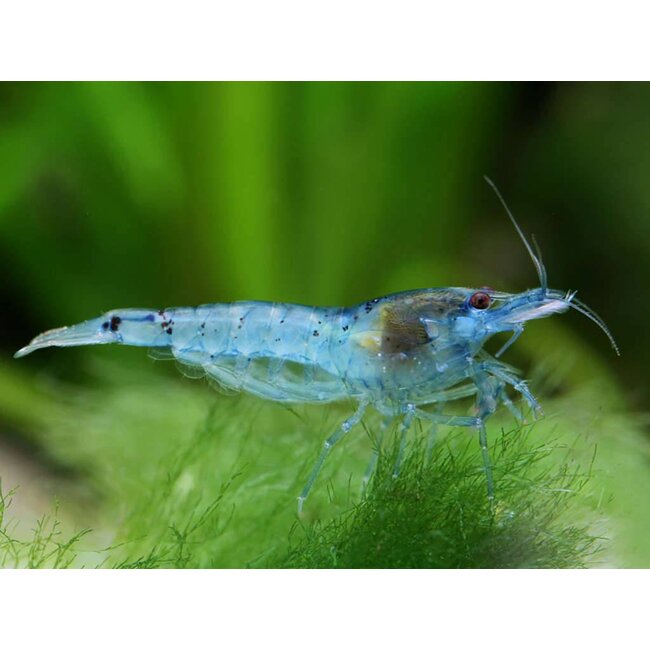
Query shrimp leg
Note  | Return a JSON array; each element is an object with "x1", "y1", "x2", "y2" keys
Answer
[
  {"x1": 472, "y1": 371, "x2": 507, "y2": 504},
  {"x1": 481, "y1": 361, "x2": 542, "y2": 416},
  {"x1": 361, "y1": 416, "x2": 392, "y2": 496},
  {"x1": 298, "y1": 400, "x2": 368, "y2": 514},
  {"x1": 425, "y1": 404, "x2": 442, "y2": 461},
  {"x1": 413, "y1": 409, "x2": 481, "y2": 427},
  {"x1": 478, "y1": 422, "x2": 493, "y2": 503},
  {"x1": 392, "y1": 404, "x2": 416, "y2": 478},
  {"x1": 421, "y1": 383, "x2": 478, "y2": 405},
  {"x1": 418, "y1": 384, "x2": 480, "y2": 461},
  {"x1": 411, "y1": 394, "x2": 497, "y2": 502},
  {"x1": 495, "y1": 380, "x2": 524, "y2": 422}
]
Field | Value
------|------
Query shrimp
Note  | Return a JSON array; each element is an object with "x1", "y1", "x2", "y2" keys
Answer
[{"x1": 14, "y1": 178, "x2": 619, "y2": 513}]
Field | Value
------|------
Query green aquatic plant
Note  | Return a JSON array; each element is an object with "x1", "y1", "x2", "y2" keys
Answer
[
  {"x1": 0, "y1": 485, "x2": 91, "y2": 568},
  {"x1": 0, "y1": 363, "x2": 619, "y2": 569},
  {"x1": 279, "y1": 426, "x2": 602, "y2": 569}
]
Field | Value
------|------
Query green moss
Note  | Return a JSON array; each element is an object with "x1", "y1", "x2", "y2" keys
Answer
[
  {"x1": 0, "y1": 389, "x2": 605, "y2": 568},
  {"x1": 0, "y1": 485, "x2": 91, "y2": 568},
  {"x1": 2, "y1": 353, "x2": 648, "y2": 568},
  {"x1": 278, "y1": 428, "x2": 601, "y2": 568}
]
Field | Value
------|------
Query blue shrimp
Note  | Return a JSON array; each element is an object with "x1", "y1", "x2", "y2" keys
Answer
[{"x1": 15, "y1": 178, "x2": 619, "y2": 513}]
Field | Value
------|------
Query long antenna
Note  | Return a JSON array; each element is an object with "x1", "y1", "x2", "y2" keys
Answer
[
  {"x1": 483, "y1": 176, "x2": 547, "y2": 291},
  {"x1": 483, "y1": 176, "x2": 619, "y2": 356}
]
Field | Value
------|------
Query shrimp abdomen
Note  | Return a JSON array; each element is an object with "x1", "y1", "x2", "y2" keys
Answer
[
  {"x1": 15, "y1": 301, "x2": 349, "y2": 403},
  {"x1": 173, "y1": 302, "x2": 347, "y2": 402}
]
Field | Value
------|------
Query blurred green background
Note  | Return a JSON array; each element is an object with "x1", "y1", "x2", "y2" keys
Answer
[{"x1": 0, "y1": 82, "x2": 648, "y2": 567}]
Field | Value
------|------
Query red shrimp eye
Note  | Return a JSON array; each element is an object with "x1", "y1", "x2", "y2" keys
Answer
[{"x1": 469, "y1": 291, "x2": 491, "y2": 310}]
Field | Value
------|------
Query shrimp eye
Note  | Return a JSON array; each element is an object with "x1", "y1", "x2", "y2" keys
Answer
[{"x1": 469, "y1": 291, "x2": 491, "y2": 310}]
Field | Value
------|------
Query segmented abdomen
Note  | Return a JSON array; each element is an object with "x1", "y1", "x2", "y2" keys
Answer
[{"x1": 161, "y1": 301, "x2": 349, "y2": 402}]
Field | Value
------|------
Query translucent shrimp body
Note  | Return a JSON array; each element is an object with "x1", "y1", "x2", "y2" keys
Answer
[
  {"x1": 15, "y1": 181, "x2": 619, "y2": 512},
  {"x1": 16, "y1": 303, "x2": 355, "y2": 403}
]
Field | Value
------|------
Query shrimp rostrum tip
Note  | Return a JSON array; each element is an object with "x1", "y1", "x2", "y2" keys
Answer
[{"x1": 15, "y1": 179, "x2": 618, "y2": 512}]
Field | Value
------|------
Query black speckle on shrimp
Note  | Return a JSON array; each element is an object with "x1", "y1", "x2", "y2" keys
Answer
[
  {"x1": 364, "y1": 298, "x2": 381, "y2": 314},
  {"x1": 102, "y1": 321, "x2": 109, "y2": 331},
  {"x1": 313, "y1": 330, "x2": 319, "y2": 337},
  {"x1": 109, "y1": 316, "x2": 121, "y2": 332}
]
